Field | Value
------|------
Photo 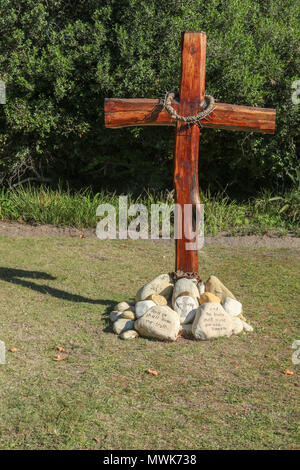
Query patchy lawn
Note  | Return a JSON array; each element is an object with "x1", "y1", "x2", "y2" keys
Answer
[{"x1": 0, "y1": 236, "x2": 299, "y2": 449}]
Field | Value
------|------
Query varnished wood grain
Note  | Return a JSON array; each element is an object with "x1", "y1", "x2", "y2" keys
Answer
[
  {"x1": 173, "y1": 31, "x2": 207, "y2": 273},
  {"x1": 105, "y1": 98, "x2": 276, "y2": 134},
  {"x1": 104, "y1": 30, "x2": 277, "y2": 275}
]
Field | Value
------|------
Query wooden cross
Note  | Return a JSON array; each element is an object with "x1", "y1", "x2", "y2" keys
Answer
[{"x1": 105, "y1": 31, "x2": 276, "y2": 274}]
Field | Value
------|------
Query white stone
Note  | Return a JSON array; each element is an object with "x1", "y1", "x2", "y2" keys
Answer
[
  {"x1": 110, "y1": 310, "x2": 123, "y2": 322},
  {"x1": 174, "y1": 296, "x2": 197, "y2": 324},
  {"x1": 242, "y1": 321, "x2": 254, "y2": 332},
  {"x1": 192, "y1": 302, "x2": 233, "y2": 340},
  {"x1": 223, "y1": 297, "x2": 242, "y2": 316},
  {"x1": 113, "y1": 318, "x2": 135, "y2": 335},
  {"x1": 136, "y1": 273, "x2": 174, "y2": 301},
  {"x1": 231, "y1": 316, "x2": 244, "y2": 335},
  {"x1": 134, "y1": 305, "x2": 180, "y2": 342},
  {"x1": 198, "y1": 282, "x2": 205, "y2": 295},
  {"x1": 135, "y1": 300, "x2": 156, "y2": 319},
  {"x1": 172, "y1": 278, "x2": 200, "y2": 307}
]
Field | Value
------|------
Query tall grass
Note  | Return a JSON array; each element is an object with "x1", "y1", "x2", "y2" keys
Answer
[{"x1": 0, "y1": 184, "x2": 298, "y2": 235}]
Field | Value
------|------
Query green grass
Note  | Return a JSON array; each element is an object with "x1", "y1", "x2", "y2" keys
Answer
[
  {"x1": 0, "y1": 236, "x2": 299, "y2": 449},
  {"x1": 0, "y1": 184, "x2": 299, "y2": 236}
]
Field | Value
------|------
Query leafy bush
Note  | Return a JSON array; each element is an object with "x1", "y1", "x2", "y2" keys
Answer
[{"x1": 0, "y1": 0, "x2": 299, "y2": 196}]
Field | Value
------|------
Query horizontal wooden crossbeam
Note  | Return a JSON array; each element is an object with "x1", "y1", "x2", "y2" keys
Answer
[{"x1": 105, "y1": 98, "x2": 276, "y2": 134}]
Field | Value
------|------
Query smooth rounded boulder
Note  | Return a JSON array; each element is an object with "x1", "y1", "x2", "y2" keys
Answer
[
  {"x1": 136, "y1": 273, "x2": 174, "y2": 302},
  {"x1": 192, "y1": 302, "x2": 233, "y2": 340},
  {"x1": 231, "y1": 316, "x2": 244, "y2": 334},
  {"x1": 199, "y1": 292, "x2": 221, "y2": 304},
  {"x1": 110, "y1": 310, "x2": 123, "y2": 323},
  {"x1": 116, "y1": 301, "x2": 133, "y2": 312},
  {"x1": 205, "y1": 275, "x2": 236, "y2": 303},
  {"x1": 113, "y1": 318, "x2": 135, "y2": 335},
  {"x1": 121, "y1": 310, "x2": 136, "y2": 320},
  {"x1": 223, "y1": 297, "x2": 242, "y2": 316},
  {"x1": 134, "y1": 305, "x2": 180, "y2": 342},
  {"x1": 172, "y1": 278, "x2": 200, "y2": 308},
  {"x1": 198, "y1": 282, "x2": 205, "y2": 295},
  {"x1": 174, "y1": 296, "x2": 197, "y2": 324},
  {"x1": 120, "y1": 330, "x2": 139, "y2": 340},
  {"x1": 146, "y1": 293, "x2": 167, "y2": 305},
  {"x1": 241, "y1": 320, "x2": 254, "y2": 332}
]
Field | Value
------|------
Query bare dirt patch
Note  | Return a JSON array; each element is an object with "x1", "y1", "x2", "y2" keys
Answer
[{"x1": 0, "y1": 220, "x2": 299, "y2": 249}]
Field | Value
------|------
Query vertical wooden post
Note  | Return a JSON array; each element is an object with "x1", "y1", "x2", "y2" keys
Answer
[
  {"x1": 174, "y1": 31, "x2": 207, "y2": 273},
  {"x1": 104, "y1": 30, "x2": 276, "y2": 276}
]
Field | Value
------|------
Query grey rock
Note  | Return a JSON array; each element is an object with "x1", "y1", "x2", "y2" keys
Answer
[
  {"x1": 110, "y1": 310, "x2": 123, "y2": 323},
  {"x1": 113, "y1": 318, "x2": 135, "y2": 335},
  {"x1": 180, "y1": 324, "x2": 193, "y2": 338},
  {"x1": 135, "y1": 300, "x2": 156, "y2": 319}
]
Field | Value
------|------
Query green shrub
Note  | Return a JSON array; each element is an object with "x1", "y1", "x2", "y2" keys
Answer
[{"x1": 0, "y1": 0, "x2": 299, "y2": 195}]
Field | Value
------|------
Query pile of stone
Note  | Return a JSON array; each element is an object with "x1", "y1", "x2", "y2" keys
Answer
[{"x1": 109, "y1": 274, "x2": 253, "y2": 341}]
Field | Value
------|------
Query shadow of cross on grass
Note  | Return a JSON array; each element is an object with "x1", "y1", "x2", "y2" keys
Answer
[{"x1": 0, "y1": 267, "x2": 111, "y2": 305}]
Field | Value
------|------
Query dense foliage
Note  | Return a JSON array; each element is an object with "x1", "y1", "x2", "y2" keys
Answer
[{"x1": 0, "y1": 0, "x2": 299, "y2": 195}]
